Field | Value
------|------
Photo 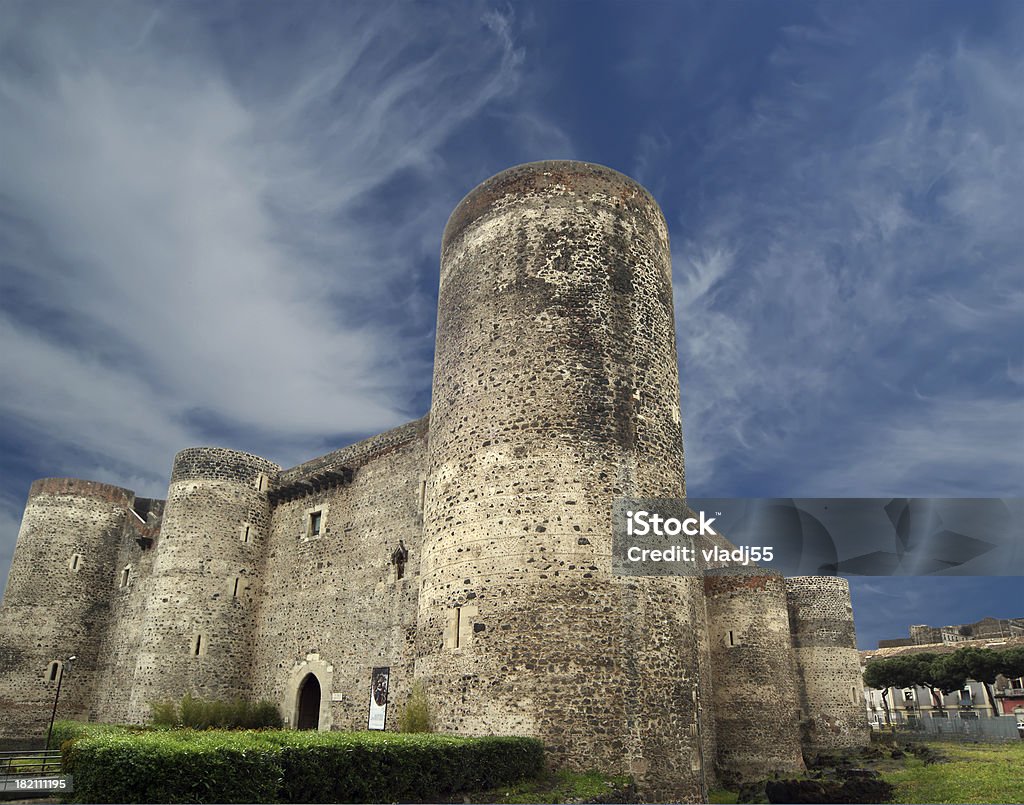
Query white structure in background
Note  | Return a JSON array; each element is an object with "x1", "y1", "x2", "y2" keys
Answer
[{"x1": 864, "y1": 680, "x2": 998, "y2": 728}]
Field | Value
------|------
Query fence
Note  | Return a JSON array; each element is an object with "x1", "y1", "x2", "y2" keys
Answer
[
  {"x1": 902, "y1": 716, "x2": 1024, "y2": 742},
  {"x1": 0, "y1": 751, "x2": 61, "y2": 778}
]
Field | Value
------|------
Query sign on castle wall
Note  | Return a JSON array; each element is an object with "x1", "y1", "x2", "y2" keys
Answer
[{"x1": 368, "y1": 666, "x2": 389, "y2": 730}]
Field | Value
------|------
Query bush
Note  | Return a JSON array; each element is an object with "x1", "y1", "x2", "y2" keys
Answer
[
  {"x1": 398, "y1": 679, "x2": 433, "y2": 733},
  {"x1": 58, "y1": 723, "x2": 545, "y2": 803},
  {"x1": 65, "y1": 730, "x2": 282, "y2": 804},
  {"x1": 148, "y1": 694, "x2": 283, "y2": 730},
  {"x1": 273, "y1": 731, "x2": 544, "y2": 803},
  {"x1": 149, "y1": 700, "x2": 178, "y2": 727},
  {"x1": 49, "y1": 720, "x2": 131, "y2": 751}
]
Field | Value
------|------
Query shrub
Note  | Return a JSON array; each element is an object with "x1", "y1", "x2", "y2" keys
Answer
[
  {"x1": 274, "y1": 731, "x2": 545, "y2": 803},
  {"x1": 149, "y1": 700, "x2": 178, "y2": 727},
  {"x1": 148, "y1": 694, "x2": 283, "y2": 730},
  {"x1": 65, "y1": 730, "x2": 283, "y2": 804},
  {"x1": 398, "y1": 679, "x2": 433, "y2": 733},
  {"x1": 58, "y1": 723, "x2": 545, "y2": 803}
]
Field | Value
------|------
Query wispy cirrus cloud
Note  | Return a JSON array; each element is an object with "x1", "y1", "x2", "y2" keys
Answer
[
  {"x1": 0, "y1": 2, "x2": 530, "y2": 474},
  {"x1": 671, "y1": 16, "x2": 1024, "y2": 496},
  {"x1": 0, "y1": 1, "x2": 567, "y2": 595}
]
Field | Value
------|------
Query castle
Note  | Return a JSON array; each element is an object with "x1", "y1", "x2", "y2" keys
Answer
[{"x1": 0, "y1": 161, "x2": 867, "y2": 801}]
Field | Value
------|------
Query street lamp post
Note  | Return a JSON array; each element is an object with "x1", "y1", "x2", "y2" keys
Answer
[{"x1": 45, "y1": 655, "x2": 75, "y2": 749}]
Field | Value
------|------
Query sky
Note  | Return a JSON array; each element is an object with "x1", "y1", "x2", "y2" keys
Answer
[{"x1": 0, "y1": 1, "x2": 1021, "y2": 650}]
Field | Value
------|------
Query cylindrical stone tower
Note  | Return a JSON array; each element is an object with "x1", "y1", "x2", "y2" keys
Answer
[
  {"x1": 0, "y1": 479, "x2": 129, "y2": 740},
  {"x1": 703, "y1": 570, "x2": 804, "y2": 783},
  {"x1": 417, "y1": 161, "x2": 710, "y2": 801},
  {"x1": 129, "y1": 448, "x2": 279, "y2": 719},
  {"x1": 785, "y1": 576, "x2": 869, "y2": 755}
]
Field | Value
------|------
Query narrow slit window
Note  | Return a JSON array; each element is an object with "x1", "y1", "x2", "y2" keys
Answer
[
  {"x1": 193, "y1": 635, "x2": 203, "y2": 656},
  {"x1": 47, "y1": 661, "x2": 61, "y2": 682},
  {"x1": 120, "y1": 566, "x2": 131, "y2": 588},
  {"x1": 419, "y1": 479, "x2": 427, "y2": 512},
  {"x1": 243, "y1": 525, "x2": 251, "y2": 543},
  {"x1": 69, "y1": 553, "x2": 82, "y2": 572},
  {"x1": 232, "y1": 577, "x2": 240, "y2": 598},
  {"x1": 309, "y1": 511, "x2": 322, "y2": 538},
  {"x1": 256, "y1": 473, "x2": 269, "y2": 492},
  {"x1": 727, "y1": 630, "x2": 735, "y2": 646}
]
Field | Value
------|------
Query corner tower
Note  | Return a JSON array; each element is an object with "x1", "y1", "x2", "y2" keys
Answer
[
  {"x1": 0, "y1": 479, "x2": 131, "y2": 739},
  {"x1": 786, "y1": 576, "x2": 870, "y2": 754},
  {"x1": 703, "y1": 569, "x2": 805, "y2": 783},
  {"x1": 417, "y1": 161, "x2": 710, "y2": 800},
  {"x1": 129, "y1": 447, "x2": 279, "y2": 719}
]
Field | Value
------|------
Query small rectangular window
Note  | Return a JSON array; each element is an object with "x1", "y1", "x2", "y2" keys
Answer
[
  {"x1": 309, "y1": 511, "x2": 322, "y2": 538},
  {"x1": 727, "y1": 630, "x2": 735, "y2": 646},
  {"x1": 445, "y1": 608, "x2": 461, "y2": 650},
  {"x1": 69, "y1": 554, "x2": 83, "y2": 572},
  {"x1": 256, "y1": 473, "x2": 269, "y2": 492}
]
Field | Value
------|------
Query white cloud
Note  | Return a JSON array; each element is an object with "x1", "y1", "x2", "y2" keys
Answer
[
  {"x1": 0, "y1": 2, "x2": 567, "y2": 594},
  {"x1": 673, "y1": 27, "x2": 1024, "y2": 495}
]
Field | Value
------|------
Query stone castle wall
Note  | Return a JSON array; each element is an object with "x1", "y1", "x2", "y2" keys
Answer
[
  {"x1": 786, "y1": 576, "x2": 868, "y2": 753},
  {"x1": 703, "y1": 570, "x2": 805, "y2": 783},
  {"x1": 249, "y1": 417, "x2": 428, "y2": 730},
  {"x1": 417, "y1": 161, "x2": 708, "y2": 802},
  {"x1": 0, "y1": 161, "x2": 868, "y2": 797},
  {"x1": 127, "y1": 448, "x2": 281, "y2": 720},
  {"x1": 0, "y1": 480, "x2": 133, "y2": 738},
  {"x1": 89, "y1": 507, "x2": 160, "y2": 725}
]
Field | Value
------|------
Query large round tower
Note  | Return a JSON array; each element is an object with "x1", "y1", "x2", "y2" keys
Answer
[
  {"x1": 129, "y1": 448, "x2": 279, "y2": 719},
  {"x1": 417, "y1": 161, "x2": 710, "y2": 800},
  {"x1": 0, "y1": 479, "x2": 129, "y2": 739},
  {"x1": 785, "y1": 576, "x2": 870, "y2": 754}
]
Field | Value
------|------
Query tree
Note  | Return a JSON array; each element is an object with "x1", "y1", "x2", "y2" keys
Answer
[
  {"x1": 905, "y1": 652, "x2": 950, "y2": 713},
  {"x1": 864, "y1": 645, "x2": 1024, "y2": 723},
  {"x1": 398, "y1": 679, "x2": 433, "y2": 733},
  {"x1": 864, "y1": 656, "x2": 921, "y2": 725},
  {"x1": 928, "y1": 654, "x2": 968, "y2": 711},
  {"x1": 863, "y1": 660, "x2": 896, "y2": 725},
  {"x1": 996, "y1": 646, "x2": 1024, "y2": 681},
  {"x1": 946, "y1": 647, "x2": 1001, "y2": 714}
]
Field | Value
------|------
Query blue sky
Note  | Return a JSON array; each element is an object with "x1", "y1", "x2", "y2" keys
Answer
[{"x1": 0, "y1": 1, "x2": 1021, "y2": 649}]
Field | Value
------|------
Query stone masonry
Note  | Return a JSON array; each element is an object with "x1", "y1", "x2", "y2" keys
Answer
[{"x1": 0, "y1": 161, "x2": 868, "y2": 801}]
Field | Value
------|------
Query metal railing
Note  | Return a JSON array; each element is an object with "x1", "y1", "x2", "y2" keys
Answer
[{"x1": 0, "y1": 750, "x2": 62, "y2": 778}]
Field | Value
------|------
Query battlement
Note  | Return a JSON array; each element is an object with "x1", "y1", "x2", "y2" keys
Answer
[
  {"x1": 170, "y1": 446, "x2": 281, "y2": 484},
  {"x1": 27, "y1": 477, "x2": 135, "y2": 506},
  {"x1": 278, "y1": 415, "x2": 429, "y2": 483},
  {"x1": 442, "y1": 160, "x2": 666, "y2": 259}
]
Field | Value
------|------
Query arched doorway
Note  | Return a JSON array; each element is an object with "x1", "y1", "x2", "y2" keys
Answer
[{"x1": 297, "y1": 673, "x2": 321, "y2": 730}]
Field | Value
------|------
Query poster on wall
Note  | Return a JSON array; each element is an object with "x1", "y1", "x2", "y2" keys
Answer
[{"x1": 368, "y1": 666, "x2": 390, "y2": 730}]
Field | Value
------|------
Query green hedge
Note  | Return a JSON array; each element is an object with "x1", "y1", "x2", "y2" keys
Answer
[{"x1": 57, "y1": 722, "x2": 545, "y2": 803}]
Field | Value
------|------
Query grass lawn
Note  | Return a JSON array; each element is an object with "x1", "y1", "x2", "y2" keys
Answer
[{"x1": 883, "y1": 741, "x2": 1024, "y2": 805}]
